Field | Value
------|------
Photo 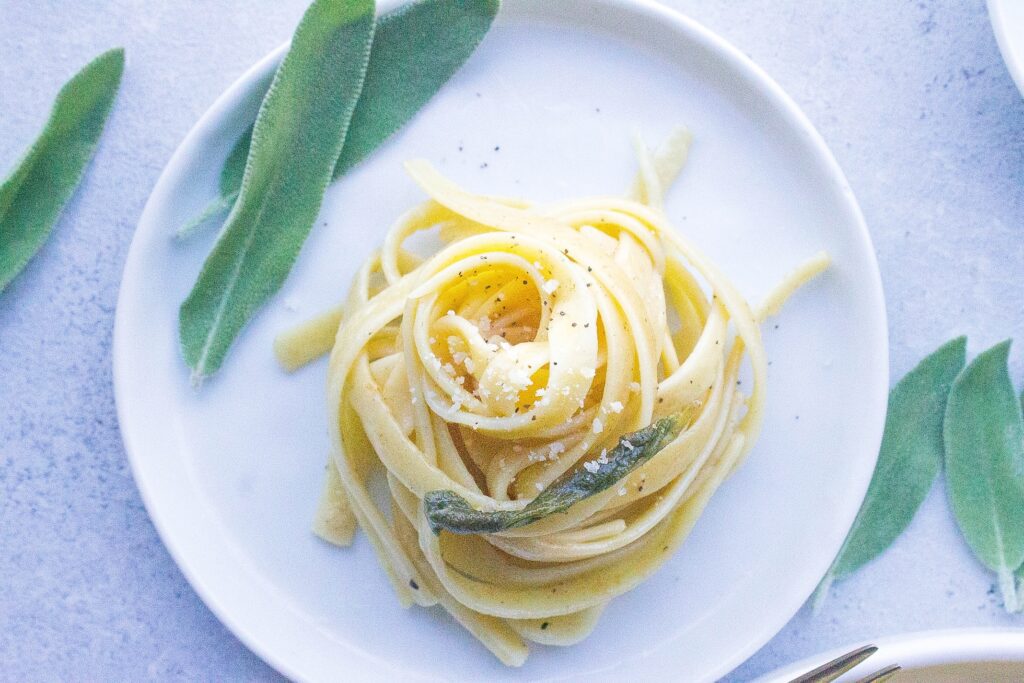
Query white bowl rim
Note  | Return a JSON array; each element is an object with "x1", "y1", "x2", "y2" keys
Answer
[
  {"x1": 758, "y1": 628, "x2": 1024, "y2": 681},
  {"x1": 988, "y1": 0, "x2": 1024, "y2": 97}
]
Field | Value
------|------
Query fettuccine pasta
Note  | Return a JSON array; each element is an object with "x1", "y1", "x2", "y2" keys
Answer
[{"x1": 281, "y1": 131, "x2": 829, "y2": 665}]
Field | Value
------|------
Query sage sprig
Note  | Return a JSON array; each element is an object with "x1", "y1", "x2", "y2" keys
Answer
[
  {"x1": 179, "y1": 0, "x2": 376, "y2": 383},
  {"x1": 815, "y1": 336, "x2": 1024, "y2": 615},
  {"x1": 944, "y1": 340, "x2": 1024, "y2": 612},
  {"x1": 815, "y1": 337, "x2": 966, "y2": 604},
  {"x1": 424, "y1": 415, "x2": 683, "y2": 535},
  {"x1": 0, "y1": 48, "x2": 124, "y2": 292},
  {"x1": 176, "y1": 0, "x2": 500, "y2": 240}
]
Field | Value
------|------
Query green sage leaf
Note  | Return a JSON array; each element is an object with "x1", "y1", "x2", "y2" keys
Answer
[
  {"x1": 945, "y1": 339, "x2": 1024, "y2": 613},
  {"x1": 815, "y1": 337, "x2": 966, "y2": 602},
  {"x1": 0, "y1": 48, "x2": 124, "y2": 292},
  {"x1": 179, "y1": 0, "x2": 376, "y2": 383},
  {"x1": 177, "y1": 0, "x2": 499, "y2": 239},
  {"x1": 424, "y1": 415, "x2": 684, "y2": 535},
  {"x1": 175, "y1": 128, "x2": 251, "y2": 239},
  {"x1": 332, "y1": 0, "x2": 499, "y2": 175},
  {"x1": 1019, "y1": 392, "x2": 1024, "y2": 599}
]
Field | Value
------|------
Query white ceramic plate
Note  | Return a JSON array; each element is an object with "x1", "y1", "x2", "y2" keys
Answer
[
  {"x1": 758, "y1": 629, "x2": 1024, "y2": 682},
  {"x1": 114, "y1": 1, "x2": 888, "y2": 680},
  {"x1": 989, "y1": 0, "x2": 1024, "y2": 97}
]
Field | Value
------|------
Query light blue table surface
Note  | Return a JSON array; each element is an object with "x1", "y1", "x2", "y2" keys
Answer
[{"x1": 2, "y1": 1, "x2": 1022, "y2": 680}]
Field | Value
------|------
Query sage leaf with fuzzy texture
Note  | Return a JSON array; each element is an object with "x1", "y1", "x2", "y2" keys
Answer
[
  {"x1": 179, "y1": 0, "x2": 376, "y2": 382},
  {"x1": 424, "y1": 415, "x2": 683, "y2": 535},
  {"x1": 815, "y1": 337, "x2": 966, "y2": 602},
  {"x1": 945, "y1": 340, "x2": 1024, "y2": 613},
  {"x1": 1019, "y1": 391, "x2": 1024, "y2": 600},
  {"x1": 177, "y1": 0, "x2": 499, "y2": 240},
  {"x1": 0, "y1": 48, "x2": 124, "y2": 292},
  {"x1": 175, "y1": 127, "x2": 251, "y2": 239}
]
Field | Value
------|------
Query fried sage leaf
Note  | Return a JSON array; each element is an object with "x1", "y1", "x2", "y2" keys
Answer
[
  {"x1": 179, "y1": 0, "x2": 376, "y2": 382},
  {"x1": 816, "y1": 337, "x2": 966, "y2": 602},
  {"x1": 945, "y1": 340, "x2": 1024, "y2": 612},
  {"x1": 0, "y1": 48, "x2": 124, "y2": 292},
  {"x1": 424, "y1": 415, "x2": 683, "y2": 535},
  {"x1": 177, "y1": 0, "x2": 499, "y2": 239}
]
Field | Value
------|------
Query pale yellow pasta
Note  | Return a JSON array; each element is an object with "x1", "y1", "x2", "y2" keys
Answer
[{"x1": 282, "y1": 131, "x2": 829, "y2": 665}]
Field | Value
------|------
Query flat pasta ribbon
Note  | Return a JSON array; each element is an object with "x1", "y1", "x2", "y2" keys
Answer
[{"x1": 280, "y1": 130, "x2": 829, "y2": 665}]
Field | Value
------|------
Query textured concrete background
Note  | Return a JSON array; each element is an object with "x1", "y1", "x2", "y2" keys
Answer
[{"x1": 1, "y1": 0, "x2": 1022, "y2": 680}]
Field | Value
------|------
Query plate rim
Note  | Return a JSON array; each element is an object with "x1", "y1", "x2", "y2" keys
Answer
[
  {"x1": 113, "y1": 0, "x2": 889, "y2": 680},
  {"x1": 756, "y1": 628, "x2": 1024, "y2": 681},
  {"x1": 988, "y1": 0, "x2": 1024, "y2": 97}
]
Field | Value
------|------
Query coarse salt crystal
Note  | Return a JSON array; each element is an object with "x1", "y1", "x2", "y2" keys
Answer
[
  {"x1": 542, "y1": 279, "x2": 559, "y2": 294},
  {"x1": 609, "y1": 401, "x2": 623, "y2": 413},
  {"x1": 592, "y1": 418, "x2": 604, "y2": 434},
  {"x1": 583, "y1": 461, "x2": 600, "y2": 473}
]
